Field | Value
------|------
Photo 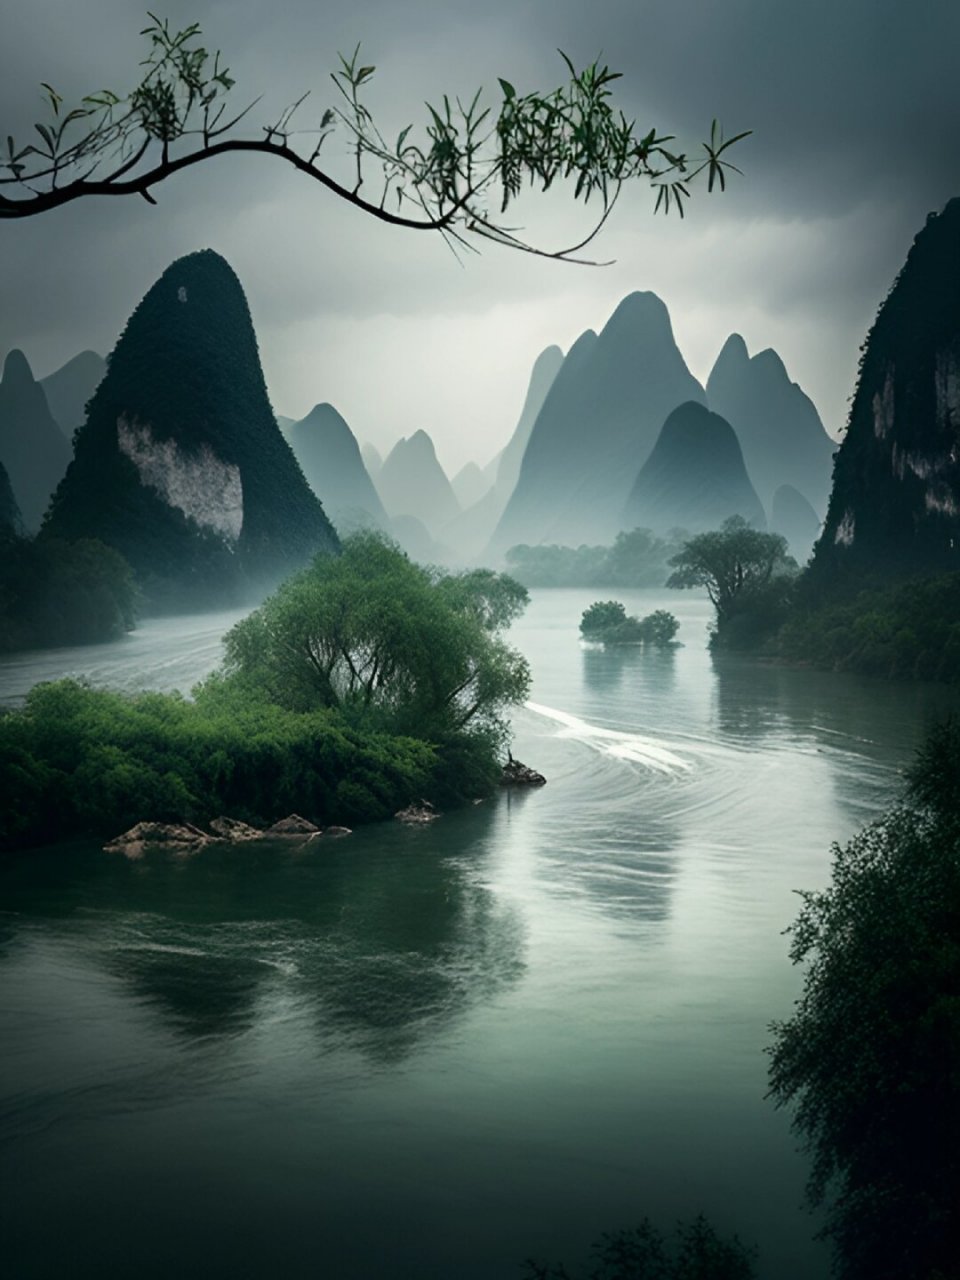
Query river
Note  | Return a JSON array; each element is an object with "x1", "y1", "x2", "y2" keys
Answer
[{"x1": 1, "y1": 589, "x2": 952, "y2": 1279}]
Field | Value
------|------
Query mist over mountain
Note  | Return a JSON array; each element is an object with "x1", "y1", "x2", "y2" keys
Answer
[
  {"x1": 375, "y1": 429, "x2": 460, "y2": 537},
  {"x1": 39, "y1": 350, "x2": 106, "y2": 439},
  {"x1": 771, "y1": 484, "x2": 820, "y2": 563},
  {"x1": 0, "y1": 350, "x2": 73, "y2": 533},
  {"x1": 492, "y1": 293, "x2": 704, "y2": 552},
  {"x1": 44, "y1": 249, "x2": 337, "y2": 608},
  {"x1": 622, "y1": 401, "x2": 765, "y2": 535},
  {"x1": 810, "y1": 198, "x2": 960, "y2": 583},
  {"x1": 361, "y1": 442, "x2": 383, "y2": 480},
  {"x1": 444, "y1": 345, "x2": 564, "y2": 562},
  {"x1": 289, "y1": 402, "x2": 389, "y2": 535},
  {"x1": 706, "y1": 334, "x2": 836, "y2": 518},
  {"x1": 451, "y1": 461, "x2": 489, "y2": 509}
]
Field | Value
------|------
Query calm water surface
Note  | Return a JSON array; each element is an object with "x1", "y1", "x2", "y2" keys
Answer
[{"x1": 1, "y1": 589, "x2": 954, "y2": 1279}]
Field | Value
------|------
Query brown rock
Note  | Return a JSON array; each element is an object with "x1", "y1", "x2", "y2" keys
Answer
[
  {"x1": 103, "y1": 821, "x2": 210, "y2": 857},
  {"x1": 394, "y1": 801, "x2": 438, "y2": 825},
  {"x1": 209, "y1": 816, "x2": 263, "y2": 841},
  {"x1": 263, "y1": 814, "x2": 321, "y2": 838},
  {"x1": 500, "y1": 757, "x2": 547, "y2": 787},
  {"x1": 323, "y1": 825, "x2": 353, "y2": 837}
]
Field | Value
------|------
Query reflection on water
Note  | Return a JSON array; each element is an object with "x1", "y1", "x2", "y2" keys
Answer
[
  {"x1": 3, "y1": 588, "x2": 957, "y2": 1279},
  {"x1": 3, "y1": 819, "x2": 525, "y2": 1063}
]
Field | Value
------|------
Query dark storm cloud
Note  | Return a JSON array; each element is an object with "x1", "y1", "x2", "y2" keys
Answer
[{"x1": 1, "y1": 1, "x2": 957, "y2": 461}]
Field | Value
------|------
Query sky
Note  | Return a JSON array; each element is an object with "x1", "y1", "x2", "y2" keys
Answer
[{"x1": 2, "y1": 0, "x2": 959, "y2": 476}]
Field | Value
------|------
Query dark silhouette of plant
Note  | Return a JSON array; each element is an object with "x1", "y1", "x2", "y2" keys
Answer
[
  {"x1": 523, "y1": 1214, "x2": 756, "y2": 1279},
  {"x1": 0, "y1": 14, "x2": 749, "y2": 261},
  {"x1": 767, "y1": 721, "x2": 960, "y2": 1279}
]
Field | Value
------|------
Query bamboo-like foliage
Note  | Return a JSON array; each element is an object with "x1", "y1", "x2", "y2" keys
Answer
[{"x1": 1, "y1": 14, "x2": 749, "y2": 260}]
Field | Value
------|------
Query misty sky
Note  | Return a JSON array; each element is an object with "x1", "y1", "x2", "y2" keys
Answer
[{"x1": 2, "y1": 0, "x2": 959, "y2": 475}]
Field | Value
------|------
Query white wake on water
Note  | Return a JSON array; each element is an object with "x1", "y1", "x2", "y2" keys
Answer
[{"x1": 524, "y1": 701, "x2": 692, "y2": 775}]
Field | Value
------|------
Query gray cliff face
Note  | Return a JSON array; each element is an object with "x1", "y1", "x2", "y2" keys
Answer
[
  {"x1": 376, "y1": 430, "x2": 461, "y2": 537},
  {"x1": 622, "y1": 401, "x2": 765, "y2": 536},
  {"x1": 39, "y1": 350, "x2": 106, "y2": 439},
  {"x1": 810, "y1": 198, "x2": 960, "y2": 584},
  {"x1": 289, "y1": 403, "x2": 389, "y2": 535},
  {"x1": 0, "y1": 349, "x2": 73, "y2": 532},
  {"x1": 491, "y1": 292, "x2": 705, "y2": 552},
  {"x1": 706, "y1": 334, "x2": 836, "y2": 518}
]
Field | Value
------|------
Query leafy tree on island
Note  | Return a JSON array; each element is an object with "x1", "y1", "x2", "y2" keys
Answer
[
  {"x1": 767, "y1": 720, "x2": 960, "y2": 1280},
  {"x1": 220, "y1": 531, "x2": 530, "y2": 743},
  {"x1": 580, "y1": 601, "x2": 679, "y2": 647},
  {"x1": 666, "y1": 516, "x2": 797, "y2": 648},
  {"x1": 0, "y1": 14, "x2": 748, "y2": 260}
]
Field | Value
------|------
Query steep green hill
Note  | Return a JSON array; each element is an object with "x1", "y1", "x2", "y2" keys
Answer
[
  {"x1": 809, "y1": 199, "x2": 960, "y2": 586},
  {"x1": 44, "y1": 250, "x2": 338, "y2": 608}
]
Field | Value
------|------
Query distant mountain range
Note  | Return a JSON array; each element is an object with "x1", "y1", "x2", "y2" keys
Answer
[
  {"x1": 491, "y1": 293, "x2": 706, "y2": 551},
  {"x1": 288, "y1": 402, "x2": 389, "y2": 535},
  {"x1": 706, "y1": 334, "x2": 835, "y2": 518},
  {"x1": 375, "y1": 429, "x2": 461, "y2": 537},
  {"x1": 0, "y1": 350, "x2": 73, "y2": 533},
  {"x1": 44, "y1": 249, "x2": 338, "y2": 608},
  {"x1": 39, "y1": 350, "x2": 106, "y2": 441}
]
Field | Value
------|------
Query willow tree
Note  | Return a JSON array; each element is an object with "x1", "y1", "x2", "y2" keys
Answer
[{"x1": 0, "y1": 13, "x2": 748, "y2": 260}]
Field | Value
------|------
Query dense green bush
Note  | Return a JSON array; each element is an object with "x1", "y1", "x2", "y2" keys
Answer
[
  {"x1": 767, "y1": 721, "x2": 960, "y2": 1279},
  {"x1": 0, "y1": 532, "x2": 138, "y2": 651},
  {"x1": 0, "y1": 678, "x2": 442, "y2": 850},
  {"x1": 779, "y1": 572, "x2": 960, "y2": 682},
  {"x1": 221, "y1": 531, "x2": 530, "y2": 741},
  {"x1": 580, "y1": 601, "x2": 679, "y2": 647}
]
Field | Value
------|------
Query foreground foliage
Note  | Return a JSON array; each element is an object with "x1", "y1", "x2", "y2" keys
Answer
[
  {"x1": 767, "y1": 721, "x2": 960, "y2": 1279},
  {"x1": 0, "y1": 677, "x2": 485, "y2": 851},
  {"x1": 523, "y1": 1214, "x2": 756, "y2": 1279},
  {"x1": 667, "y1": 517, "x2": 797, "y2": 650},
  {"x1": 0, "y1": 532, "x2": 138, "y2": 651}
]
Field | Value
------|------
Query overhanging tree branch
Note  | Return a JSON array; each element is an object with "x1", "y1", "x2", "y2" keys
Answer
[{"x1": 0, "y1": 13, "x2": 750, "y2": 261}]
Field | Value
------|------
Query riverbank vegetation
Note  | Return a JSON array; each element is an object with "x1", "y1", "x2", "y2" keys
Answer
[
  {"x1": 767, "y1": 719, "x2": 960, "y2": 1280},
  {"x1": 506, "y1": 528, "x2": 687, "y2": 589},
  {"x1": 0, "y1": 530, "x2": 138, "y2": 651},
  {"x1": 667, "y1": 518, "x2": 797, "y2": 651},
  {"x1": 0, "y1": 534, "x2": 531, "y2": 851}
]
